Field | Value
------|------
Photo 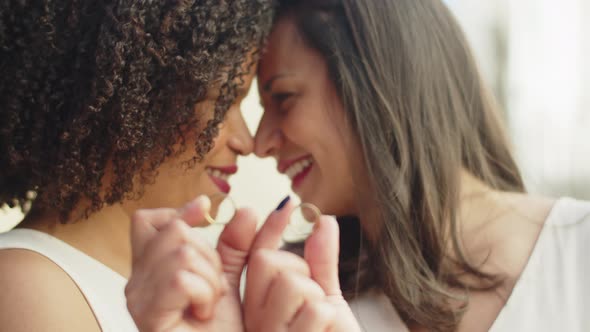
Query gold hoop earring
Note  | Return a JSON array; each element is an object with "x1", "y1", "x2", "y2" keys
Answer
[{"x1": 204, "y1": 193, "x2": 237, "y2": 225}]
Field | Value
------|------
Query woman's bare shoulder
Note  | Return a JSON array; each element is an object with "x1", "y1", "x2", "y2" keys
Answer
[
  {"x1": 484, "y1": 193, "x2": 555, "y2": 276},
  {"x1": 0, "y1": 249, "x2": 101, "y2": 332}
]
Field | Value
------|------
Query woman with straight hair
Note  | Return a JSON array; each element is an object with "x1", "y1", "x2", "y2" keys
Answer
[{"x1": 127, "y1": 0, "x2": 590, "y2": 331}]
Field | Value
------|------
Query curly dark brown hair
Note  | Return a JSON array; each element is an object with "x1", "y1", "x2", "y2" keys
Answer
[{"x1": 0, "y1": 0, "x2": 273, "y2": 222}]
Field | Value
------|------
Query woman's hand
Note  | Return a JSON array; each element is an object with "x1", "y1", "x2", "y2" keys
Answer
[
  {"x1": 125, "y1": 196, "x2": 258, "y2": 332},
  {"x1": 243, "y1": 201, "x2": 362, "y2": 332}
]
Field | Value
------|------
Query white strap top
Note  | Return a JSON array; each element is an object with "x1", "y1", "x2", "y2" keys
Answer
[
  {"x1": 0, "y1": 229, "x2": 138, "y2": 332},
  {"x1": 348, "y1": 197, "x2": 590, "y2": 331},
  {"x1": 350, "y1": 291, "x2": 409, "y2": 331},
  {"x1": 489, "y1": 197, "x2": 590, "y2": 331}
]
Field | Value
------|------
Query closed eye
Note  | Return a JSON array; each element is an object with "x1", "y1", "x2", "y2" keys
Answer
[
  {"x1": 271, "y1": 92, "x2": 293, "y2": 105},
  {"x1": 271, "y1": 92, "x2": 297, "y2": 114}
]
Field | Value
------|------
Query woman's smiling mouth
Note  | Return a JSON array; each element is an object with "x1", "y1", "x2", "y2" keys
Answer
[
  {"x1": 206, "y1": 165, "x2": 238, "y2": 193},
  {"x1": 279, "y1": 155, "x2": 314, "y2": 190}
]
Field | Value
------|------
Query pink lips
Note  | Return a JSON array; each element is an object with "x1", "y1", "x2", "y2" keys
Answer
[
  {"x1": 211, "y1": 165, "x2": 238, "y2": 175},
  {"x1": 207, "y1": 165, "x2": 238, "y2": 194},
  {"x1": 291, "y1": 163, "x2": 312, "y2": 190}
]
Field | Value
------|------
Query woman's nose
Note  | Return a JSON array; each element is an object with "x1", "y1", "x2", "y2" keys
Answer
[
  {"x1": 254, "y1": 112, "x2": 282, "y2": 158},
  {"x1": 227, "y1": 109, "x2": 254, "y2": 156}
]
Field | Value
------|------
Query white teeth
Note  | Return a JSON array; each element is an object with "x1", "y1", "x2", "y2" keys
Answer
[
  {"x1": 206, "y1": 168, "x2": 230, "y2": 181},
  {"x1": 286, "y1": 167, "x2": 296, "y2": 179},
  {"x1": 285, "y1": 158, "x2": 313, "y2": 180}
]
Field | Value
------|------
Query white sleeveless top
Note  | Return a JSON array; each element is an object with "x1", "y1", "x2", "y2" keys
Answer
[
  {"x1": 0, "y1": 229, "x2": 138, "y2": 332},
  {"x1": 349, "y1": 197, "x2": 590, "y2": 331},
  {"x1": 490, "y1": 197, "x2": 590, "y2": 331}
]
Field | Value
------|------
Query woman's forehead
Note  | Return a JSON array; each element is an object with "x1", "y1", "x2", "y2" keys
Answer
[{"x1": 258, "y1": 18, "x2": 322, "y2": 83}]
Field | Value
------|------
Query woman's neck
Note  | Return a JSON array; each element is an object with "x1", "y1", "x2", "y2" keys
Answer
[{"x1": 23, "y1": 203, "x2": 133, "y2": 278}]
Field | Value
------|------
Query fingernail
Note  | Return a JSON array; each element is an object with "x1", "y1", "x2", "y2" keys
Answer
[
  {"x1": 313, "y1": 218, "x2": 321, "y2": 232},
  {"x1": 313, "y1": 216, "x2": 334, "y2": 232},
  {"x1": 275, "y1": 196, "x2": 290, "y2": 211},
  {"x1": 194, "y1": 195, "x2": 211, "y2": 210}
]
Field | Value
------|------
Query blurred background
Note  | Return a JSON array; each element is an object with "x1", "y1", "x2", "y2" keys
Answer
[
  {"x1": 447, "y1": 0, "x2": 590, "y2": 200},
  {"x1": 2, "y1": 1, "x2": 589, "y2": 239}
]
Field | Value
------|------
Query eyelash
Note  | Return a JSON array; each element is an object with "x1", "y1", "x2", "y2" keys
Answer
[{"x1": 271, "y1": 93, "x2": 294, "y2": 112}]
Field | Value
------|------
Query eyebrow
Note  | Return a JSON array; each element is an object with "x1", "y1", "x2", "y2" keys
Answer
[{"x1": 262, "y1": 73, "x2": 294, "y2": 92}]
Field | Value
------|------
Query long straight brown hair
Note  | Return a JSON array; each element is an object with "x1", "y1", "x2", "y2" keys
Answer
[{"x1": 275, "y1": 0, "x2": 524, "y2": 330}]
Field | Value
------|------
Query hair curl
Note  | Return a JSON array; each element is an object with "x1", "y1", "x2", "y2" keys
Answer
[{"x1": 0, "y1": 0, "x2": 273, "y2": 221}]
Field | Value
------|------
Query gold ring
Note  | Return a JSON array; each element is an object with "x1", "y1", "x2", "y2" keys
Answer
[
  {"x1": 290, "y1": 202, "x2": 321, "y2": 224},
  {"x1": 204, "y1": 193, "x2": 237, "y2": 225},
  {"x1": 283, "y1": 202, "x2": 322, "y2": 243}
]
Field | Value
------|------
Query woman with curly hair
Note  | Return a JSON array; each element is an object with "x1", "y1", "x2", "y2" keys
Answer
[{"x1": 0, "y1": 1, "x2": 272, "y2": 331}]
